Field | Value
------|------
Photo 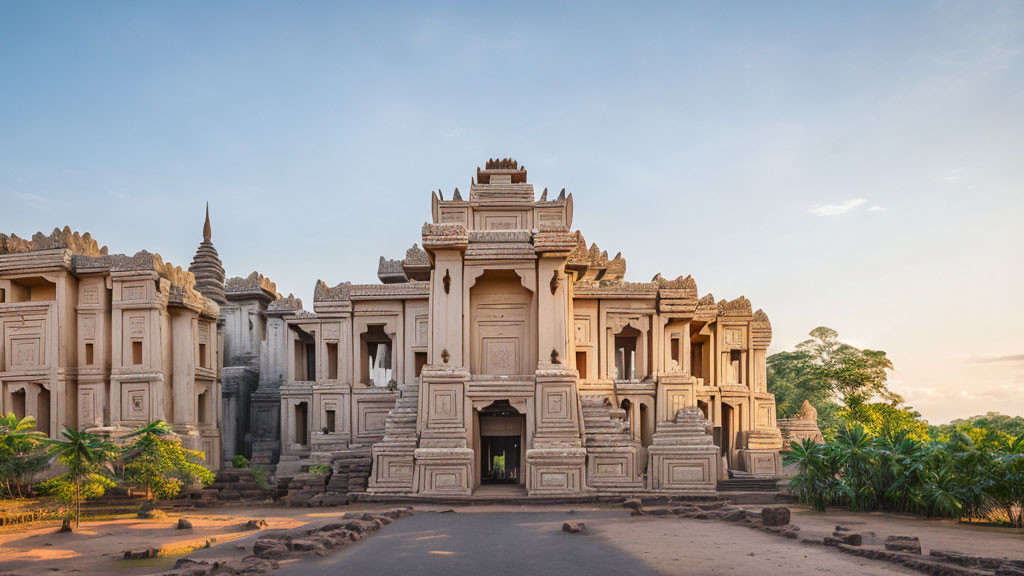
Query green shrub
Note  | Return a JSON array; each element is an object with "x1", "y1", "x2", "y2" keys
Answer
[
  {"x1": 786, "y1": 424, "x2": 1024, "y2": 527},
  {"x1": 232, "y1": 455, "x2": 250, "y2": 469}
]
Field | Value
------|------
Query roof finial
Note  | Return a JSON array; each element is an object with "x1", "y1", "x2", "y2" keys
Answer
[{"x1": 203, "y1": 202, "x2": 212, "y2": 243}]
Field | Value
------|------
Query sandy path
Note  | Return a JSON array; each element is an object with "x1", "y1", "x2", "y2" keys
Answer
[{"x1": 1, "y1": 502, "x2": 1021, "y2": 576}]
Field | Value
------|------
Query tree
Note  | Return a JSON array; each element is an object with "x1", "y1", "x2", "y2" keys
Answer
[
  {"x1": 44, "y1": 427, "x2": 118, "y2": 531},
  {"x1": 931, "y1": 412, "x2": 1024, "y2": 443},
  {"x1": 121, "y1": 420, "x2": 214, "y2": 500},
  {"x1": 768, "y1": 327, "x2": 901, "y2": 434},
  {"x1": 841, "y1": 402, "x2": 931, "y2": 442},
  {"x1": 0, "y1": 413, "x2": 49, "y2": 498}
]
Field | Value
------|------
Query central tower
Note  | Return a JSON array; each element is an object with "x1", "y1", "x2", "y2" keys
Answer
[{"x1": 410, "y1": 158, "x2": 587, "y2": 495}]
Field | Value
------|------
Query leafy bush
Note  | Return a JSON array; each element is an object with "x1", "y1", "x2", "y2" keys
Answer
[
  {"x1": 786, "y1": 424, "x2": 1024, "y2": 527},
  {"x1": 232, "y1": 455, "x2": 250, "y2": 469},
  {"x1": 121, "y1": 421, "x2": 214, "y2": 500}
]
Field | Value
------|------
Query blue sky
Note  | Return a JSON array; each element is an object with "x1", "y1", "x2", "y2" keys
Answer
[{"x1": 1, "y1": 1, "x2": 1022, "y2": 423}]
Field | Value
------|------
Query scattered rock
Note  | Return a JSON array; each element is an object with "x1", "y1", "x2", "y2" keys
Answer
[
  {"x1": 439, "y1": 509, "x2": 455, "y2": 514},
  {"x1": 380, "y1": 507, "x2": 414, "y2": 519},
  {"x1": 721, "y1": 509, "x2": 748, "y2": 522},
  {"x1": 760, "y1": 507, "x2": 791, "y2": 527},
  {"x1": 930, "y1": 549, "x2": 1012, "y2": 571},
  {"x1": 122, "y1": 548, "x2": 160, "y2": 560},
  {"x1": 885, "y1": 535, "x2": 921, "y2": 554},
  {"x1": 562, "y1": 522, "x2": 586, "y2": 534},
  {"x1": 176, "y1": 518, "x2": 193, "y2": 530},
  {"x1": 623, "y1": 498, "x2": 643, "y2": 511},
  {"x1": 243, "y1": 519, "x2": 268, "y2": 530},
  {"x1": 252, "y1": 539, "x2": 288, "y2": 559},
  {"x1": 831, "y1": 531, "x2": 862, "y2": 546},
  {"x1": 289, "y1": 539, "x2": 325, "y2": 554},
  {"x1": 237, "y1": 556, "x2": 278, "y2": 575},
  {"x1": 997, "y1": 561, "x2": 1024, "y2": 576}
]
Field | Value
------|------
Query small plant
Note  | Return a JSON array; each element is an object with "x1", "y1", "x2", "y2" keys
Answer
[
  {"x1": 232, "y1": 454, "x2": 250, "y2": 469},
  {"x1": 309, "y1": 464, "x2": 330, "y2": 475},
  {"x1": 249, "y1": 465, "x2": 270, "y2": 491}
]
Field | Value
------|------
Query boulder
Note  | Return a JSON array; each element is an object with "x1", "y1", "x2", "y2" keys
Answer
[
  {"x1": 237, "y1": 556, "x2": 278, "y2": 575},
  {"x1": 885, "y1": 535, "x2": 921, "y2": 554},
  {"x1": 760, "y1": 507, "x2": 791, "y2": 527},
  {"x1": 997, "y1": 560, "x2": 1024, "y2": 576},
  {"x1": 176, "y1": 518, "x2": 193, "y2": 530},
  {"x1": 123, "y1": 548, "x2": 160, "y2": 560},
  {"x1": 831, "y1": 531, "x2": 862, "y2": 546},
  {"x1": 562, "y1": 522, "x2": 586, "y2": 534},
  {"x1": 243, "y1": 519, "x2": 268, "y2": 530},
  {"x1": 252, "y1": 538, "x2": 288, "y2": 559},
  {"x1": 721, "y1": 509, "x2": 748, "y2": 522},
  {"x1": 288, "y1": 539, "x2": 324, "y2": 553}
]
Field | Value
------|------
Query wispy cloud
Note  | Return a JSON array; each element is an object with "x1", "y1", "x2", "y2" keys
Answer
[
  {"x1": 808, "y1": 198, "x2": 867, "y2": 216},
  {"x1": 868, "y1": 205, "x2": 885, "y2": 212},
  {"x1": 16, "y1": 192, "x2": 55, "y2": 211},
  {"x1": 968, "y1": 353, "x2": 1024, "y2": 365}
]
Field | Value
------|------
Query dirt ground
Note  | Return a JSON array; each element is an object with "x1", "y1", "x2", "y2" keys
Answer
[{"x1": 0, "y1": 503, "x2": 1021, "y2": 576}]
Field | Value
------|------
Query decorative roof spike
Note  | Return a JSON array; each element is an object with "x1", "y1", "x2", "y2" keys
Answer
[
  {"x1": 558, "y1": 188, "x2": 566, "y2": 200},
  {"x1": 438, "y1": 189, "x2": 444, "y2": 201},
  {"x1": 540, "y1": 188, "x2": 548, "y2": 201},
  {"x1": 452, "y1": 187, "x2": 463, "y2": 201},
  {"x1": 189, "y1": 203, "x2": 226, "y2": 305},
  {"x1": 203, "y1": 202, "x2": 212, "y2": 242}
]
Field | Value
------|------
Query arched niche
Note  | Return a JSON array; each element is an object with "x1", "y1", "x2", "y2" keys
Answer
[{"x1": 467, "y1": 270, "x2": 535, "y2": 376}]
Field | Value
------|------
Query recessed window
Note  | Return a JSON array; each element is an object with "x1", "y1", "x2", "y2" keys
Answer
[
  {"x1": 326, "y1": 343, "x2": 338, "y2": 380},
  {"x1": 576, "y1": 351, "x2": 587, "y2": 380},
  {"x1": 198, "y1": 343, "x2": 208, "y2": 368},
  {"x1": 294, "y1": 402, "x2": 308, "y2": 445},
  {"x1": 415, "y1": 352, "x2": 427, "y2": 377},
  {"x1": 197, "y1": 390, "x2": 209, "y2": 424},
  {"x1": 84, "y1": 343, "x2": 94, "y2": 366},
  {"x1": 132, "y1": 341, "x2": 143, "y2": 365},
  {"x1": 325, "y1": 409, "x2": 336, "y2": 434}
]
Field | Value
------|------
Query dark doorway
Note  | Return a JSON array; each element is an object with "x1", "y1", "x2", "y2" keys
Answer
[
  {"x1": 478, "y1": 400, "x2": 524, "y2": 485},
  {"x1": 481, "y1": 435, "x2": 521, "y2": 484}
]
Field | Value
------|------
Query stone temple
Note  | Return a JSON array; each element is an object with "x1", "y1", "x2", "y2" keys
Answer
[{"x1": 0, "y1": 159, "x2": 786, "y2": 497}]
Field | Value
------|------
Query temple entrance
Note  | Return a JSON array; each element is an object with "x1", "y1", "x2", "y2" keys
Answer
[{"x1": 477, "y1": 400, "x2": 524, "y2": 485}]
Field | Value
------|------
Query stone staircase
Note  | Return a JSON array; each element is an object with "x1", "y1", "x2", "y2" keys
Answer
[
  {"x1": 717, "y1": 477, "x2": 780, "y2": 492},
  {"x1": 367, "y1": 379, "x2": 420, "y2": 494},
  {"x1": 580, "y1": 396, "x2": 644, "y2": 491},
  {"x1": 199, "y1": 468, "x2": 270, "y2": 504}
]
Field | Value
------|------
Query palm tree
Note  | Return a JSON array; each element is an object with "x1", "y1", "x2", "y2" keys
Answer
[
  {"x1": 122, "y1": 420, "x2": 172, "y2": 500},
  {"x1": 0, "y1": 413, "x2": 47, "y2": 498},
  {"x1": 45, "y1": 427, "x2": 118, "y2": 530}
]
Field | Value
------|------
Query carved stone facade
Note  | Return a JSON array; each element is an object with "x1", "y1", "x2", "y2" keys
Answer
[
  {"x1": 0, "y1": 227, "x2": 222, "y2": 468},
  {"x1": 275, "y1": 159, "x2": 784, "y2": 496},
  {"x1": 3, "y1": 158, "x2": 786, "y2": 495}
]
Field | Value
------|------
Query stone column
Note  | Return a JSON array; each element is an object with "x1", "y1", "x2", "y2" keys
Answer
[
  {"x1": 527, "y1": 238, "x2": 589, "y2": 496},
  {"x1": 414, "y1": 226, "x2": 474, "y2": 495}
]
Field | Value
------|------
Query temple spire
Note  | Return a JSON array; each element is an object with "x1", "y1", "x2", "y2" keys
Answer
[
  {"x1": 203, "y1": 202, "x2": 212, "y2": 242},
  {"x1": 189, "y1": 202, "x2": 226, "y2": 304}
]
